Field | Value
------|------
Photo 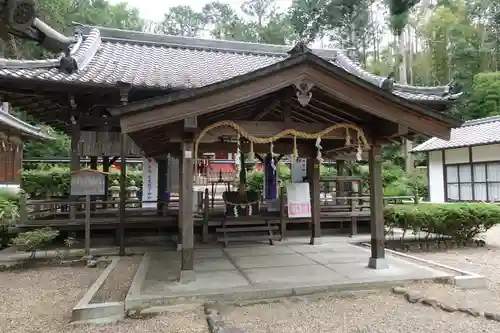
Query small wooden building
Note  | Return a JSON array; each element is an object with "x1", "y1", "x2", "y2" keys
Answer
[
  {"x1": 0, "y1": 18, "x2": 463, "y2": 277},
  {"x1": 0, "y1": 103, "x2": 51, "y2": 189}
]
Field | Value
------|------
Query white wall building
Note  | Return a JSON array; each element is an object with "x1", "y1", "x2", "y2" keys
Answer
[{"x1": 413, "y1": 116, "x2": 500, "y2": 203}]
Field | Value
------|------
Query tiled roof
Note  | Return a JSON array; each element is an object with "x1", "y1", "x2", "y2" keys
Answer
[
  {"x1": 0, "y1": 25, "x2": 463, "y2": 104},
  {"x1": 412, "y1": 115, "x2": 500, "y2": 152},
  {"x1": 0, "y1": 105, "x2": 52, "y2": 140}
]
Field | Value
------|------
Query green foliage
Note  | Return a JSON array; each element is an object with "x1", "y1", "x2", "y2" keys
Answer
[
  {"x1": 11, "y1": 228, "x2": 59, "y2": 254},
  {"x1": 467, "y1": 72, "x2": 500, "y2": 119},
  {"x1": 0, "y1": 190, "x2": 20, "y2": 248},
  {"x1": 384, "y1": 203, "x2": 500, "y2": 242},
  {"x1": 23, "y1": 125, "x2": 70, "y2": 158},
  {"x1": 349, "y1": 161, "x2": 427, "y2": 198},
  {"x1": 246, "y1": 163, "x2": 336, "y2": 192},
  {"x1": 246, "y1": 163, "x2": 292, "y2": 192},
  {"x1": 21, "y1": 167, "x2": 142, "y2": 198}
]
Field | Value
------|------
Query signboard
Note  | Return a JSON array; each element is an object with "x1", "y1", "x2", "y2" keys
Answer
[
  {"x1": 291, "y1": 157, "x2": 307, "y2": 183},
  {"x1": 286, "y1": 182, "x2": 311, "y2": 218},
  {"x1": 70, "y1": 170, "x2": 106, "y2": 196},
  {"x1": 142, "y1": 158, "x2": 158, "y2": 208}
]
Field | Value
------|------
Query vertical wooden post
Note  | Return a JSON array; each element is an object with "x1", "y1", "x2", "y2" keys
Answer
[
  {"x1": 177, "y1": 154, "x2": 183, "y2": 249},
  {"x1": 180, "y1": 140, "x2": 195, "y2": 282},
  {"x1": 103, "y1": 156, "x2": 110, "y2": 208},
  {"x1": 279, "y1": 185, "x2": 286, "y2": 240},
  {"x1": 336, "y1": 160, "x2": 344, "y2": 205},
  {"x1": 118, "y1": 133, "x2": 127, "y2": 256},
  {"x1": 157, "y1": 158, "x2": 167, "y2": 215},
  {"x1": 90, "y1": 157, "x2": 98, "y2": 210},
  {"x1": 308, "y1": 158, "x2": 321, "y2": 245},
  {"x1": 70, "y1": 112, "x2": 80, "y2": 220},
  {"x1": 84, "y1": 194, "x2": 91, "y2": 258},
  {"x1": 202, "y1": 188, "x2": 209, "y2": 243},
  {"x1": 368, "y1": 144, "x2": 388, "y2": 269}
]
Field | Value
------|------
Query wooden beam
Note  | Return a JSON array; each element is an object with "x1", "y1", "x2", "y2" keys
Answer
[
  {"x1": 139, "y1": 140, "x2": 325, "y2": 158},
  {"x1": 191, "y1": 121, "x2": 348, "y2": 142},
  {"x1": 368, "y1": 144, "x2": 388, "y2": 269},
  {"x1": 69, "y1": 107, "x2": 80, "y2": 220},
  {"x1": 253, "y1": 99, "x2": 280, "y2": 120},
  {"x1": 118, "y1": 133, "x2": 127, "y2": 256},
  {"x1": 302, "y1": 67, "x2": 453, "y2": 139},
  {"x1": 180, "y1": 139, "x2": 195, "y2": 281},
  {"x1": 308, "y1": 157, "x2": 321, "y2": 244},
  {"x1": 119, "y1": 63, "x2": 455, "y2": 140}
]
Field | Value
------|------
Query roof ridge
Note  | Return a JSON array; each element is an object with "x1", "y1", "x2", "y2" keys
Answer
[
  {"x1": 463, "y1": 115, "x2": 500, "y2": 127},
  {"x1": 76, "y1": 24, "x2": 341, "y2": 59}
]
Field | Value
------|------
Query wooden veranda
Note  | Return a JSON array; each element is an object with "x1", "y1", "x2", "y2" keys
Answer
[{"x1": 111, "y1": 47, "x2": 460, "y2": 279}]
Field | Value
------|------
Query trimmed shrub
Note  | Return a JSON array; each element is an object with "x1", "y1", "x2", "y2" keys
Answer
[
  {"x1": 11, "y1": 227, "x2": 60, "y2": 259},
  {"x1": 384, "y1": 203, "x2": 500, "y2": 242},
  {"x1": 21, "y1": 167, "x2": 142, "y2": 198}
]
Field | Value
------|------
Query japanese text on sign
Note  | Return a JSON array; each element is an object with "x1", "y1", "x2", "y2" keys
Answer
[
  {"x1": 70, "y1": 172, "x2": 106, "y2": 196},
  {"x1": 286, "y1": 182, "x2": 311, "y2": 218}
]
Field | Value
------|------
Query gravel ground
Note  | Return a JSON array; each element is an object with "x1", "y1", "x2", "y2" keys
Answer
[
  {"x1": 0, "y1": 265, "x2": 209, "y2": 333},
  {"x1": 407, "y1": 281, "x2": 500, "y2": 313},
  {"x1": 223, "y1": 291, "x2": 499, "y2": 333},
  {"x1": 0, "y1": 266, "x2": 102, "y2": 333},
  {"x1": 90, "y1": 255, "x2": 142, "y2": 303},
  {"x1": 412, "y1": 225, "x2": 500, "y2": 285},
  {"x1": 220, "y1": 227, "x2": 500, "y2": 332}
]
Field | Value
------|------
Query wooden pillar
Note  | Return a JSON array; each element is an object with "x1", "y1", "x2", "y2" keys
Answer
[
  {"x1": 336, "y1": 160, "x2": 345, "y2": 204},
  {"x1": 90, "y1": 156, "x2": 98, "y2": 170},
  {"x1": 70, "y1": 112, "x2": 80, "y2": 220},
  {"x1": 180, "y1": 139, "x2": 195, "y2": 282},
  {"x1": 177, "y1": 155, "x2": 183, "y2": 248},
  {"x1": 103, "y1": 156, "x2": 110, "y2": 208},
  {"x1": 90, "y1": 157, "x2": 98, "y2": 210},
  {"x1": 368, "y1": 144, "x2": 388, "y2": 269},
  {"x1": 157, "y1": 158, "x2": 167, "y2": 215},
  {"x1": 308, "y1": 157, "x2": 321, "y2": 245},
  {"x1": 118, "y1": 133, "x2": 127, "y2": 256}
]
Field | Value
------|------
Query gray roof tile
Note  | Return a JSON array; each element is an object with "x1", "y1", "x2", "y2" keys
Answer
[
  {"x1": 412, "y1": 115, "x2": 500, "y2": 152},
  {"x1": 0, "y1": 26, "x2": 462, "y2": 104}
]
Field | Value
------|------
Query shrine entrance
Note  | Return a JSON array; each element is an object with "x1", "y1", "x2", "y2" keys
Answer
[{"x1": 111, "y1": 48, "x2": 459, "y2": 281}]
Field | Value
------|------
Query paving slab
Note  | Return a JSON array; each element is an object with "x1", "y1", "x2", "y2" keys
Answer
[
  {"x1": 302, "y1": 251, "x2": 368, "y2": 264},
  {"x1": 195, "y1": 257, "x2": 235, "y2": 272},
  {"x1": 143, "y1": 270, "x2": 251, "y2": 294},
  {"x1": 224, "y1": 245, "x2": 296, "y2": 257},
  {"x1": 128, "y1": 238, "x2": 456, "y2": 307},
  {"x1": 288, "y1": 243, "x2": 358, "y2": 254},
  {"x1": 243, "y1": 264, "x2": 345, "y2": 285},
  {"x1": 233, "y1": 253, "x2": 316, "y2": 269},
  {"x1": 193, "y1": 248, "x2": 227, "y2": 259}
]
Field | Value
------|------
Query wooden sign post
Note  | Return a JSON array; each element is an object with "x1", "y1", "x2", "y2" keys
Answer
[{"x1": 70, "y1": 169, "x2": 107, "y2": 258}]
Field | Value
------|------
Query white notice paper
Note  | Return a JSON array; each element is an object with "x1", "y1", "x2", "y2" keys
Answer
[
  {"x1": 142, "y1": 158, "x2": 158, "y2": 208},
  {"x1": 286, "y1": 182, "x2": 311, "y2": 218},
  {"x1": 291, "y1": 157, "x2": 307, "y2": 183}
]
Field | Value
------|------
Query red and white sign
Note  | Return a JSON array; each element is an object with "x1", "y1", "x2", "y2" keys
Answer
[
  {"x1": 142, "y1": 158, "x2": 158, "y2": 208},
  {"x1": 286, "y1": 182, "x2": 311, "y2": 218}
]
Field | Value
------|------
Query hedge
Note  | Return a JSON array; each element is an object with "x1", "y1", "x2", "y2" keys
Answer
[
  {"x1": 21, "y1": 167, "x2": 142, "y2": 198},
  {"x1": 384, "y1": 203, "x2": 500, "y2": 242}
]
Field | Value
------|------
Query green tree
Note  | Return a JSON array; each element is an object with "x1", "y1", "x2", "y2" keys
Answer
[
  {"x1": 23, "y1": 125, "x2": 70, "y2": 158},
  {"x1": 467, "y1": 72, "x2": 500, "y2": 119},
  {"x1": 157, "y1": 5, "x2": 205, "y2": 36}
]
